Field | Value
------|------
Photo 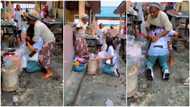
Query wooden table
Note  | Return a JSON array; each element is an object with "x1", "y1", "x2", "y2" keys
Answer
[
  {"x1": 127, "y1": 13, "x2": 142, "y2": 36},
  {"x1": 167, "y1": 10, "x2": 189, "y2": 40},
  {"x1": 42, "y1": 19, "x2": 63, "y2": 35},
  {"x1": 84, "y1": 36, "x2": 98, "y2": 47},
  {"x1": 1, "y1": 23, "x2": 17, "y2": 37},
  {"x1": 1, "y1": 22, "x2": 17, "y2": 47},
  {"x1": 84, "y1": 36, "x2": 98, "y2": 53}
]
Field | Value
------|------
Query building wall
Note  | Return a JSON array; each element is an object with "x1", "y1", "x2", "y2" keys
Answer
[
  {"x1": 57, "y1": 8, "x2": 63, "y2": 19},
  {"x1": 64, "y1": 8, "x2": 78, "y2": 24},
  {"x1": 63, "y1": 25, "x2": 74, "y2": 80},
  {"x1": 97, "y1": 19, "x2": 124, "y2": 30}
]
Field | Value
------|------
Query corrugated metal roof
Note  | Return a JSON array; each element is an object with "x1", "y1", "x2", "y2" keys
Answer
[{"x1": 114, "y1": 1, "x2": 126, "y2": 14}]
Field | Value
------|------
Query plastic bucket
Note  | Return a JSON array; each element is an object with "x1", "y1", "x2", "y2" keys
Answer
[
  {"x1": 2, "y1": 67, "x2": 19, "y2": 92},
  {"x1": 127, "y1": 64, "x2": 138, "y2": 97},
  {"x1": 72, "y1": 64, "x2": 86, "y2": 72},
  {"x1": 2, "y1": 55, "x2": 21, "y2": 92},
  {"x1": 87, "y1": 59, "x2": 98, "y2": 75}
]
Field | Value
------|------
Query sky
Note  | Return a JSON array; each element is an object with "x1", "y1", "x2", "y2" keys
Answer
[
  {"x1": 131, "y1": 0, "x2": 183, "y2": 2},
  {"x1": 101, "y1": 0, "x2": 124, "y2": 7}
]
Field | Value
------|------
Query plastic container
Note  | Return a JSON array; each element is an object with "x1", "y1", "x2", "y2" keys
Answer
[
  {"x1": 127, "y1": 41, "x2": 143, "y2": 97},
  {"x1": 127, "y1": 64, "x2": 138, "y2": 97},
  {"x1": 2, "y1": 64, "x2": 19, "y2": 92},
  {"x1": 2, "y1": 55, "x2": 21, "y2": 92},
  {"x1": 87, "y1": 59, "x2": 98, "y2": 75},
  {"x1": 72, "y1": 64, "x2": 86, "y2": 72}
]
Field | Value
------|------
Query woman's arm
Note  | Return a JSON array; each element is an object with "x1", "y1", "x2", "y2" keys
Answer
[
  {"x1": 96, "y1": 55, "x2": 113, "y2": 63},
  {"x1": 26, "y1": 41, "x2": 36, "y2": 57},
  {"x1": 158, "y1": 30, "x2": 169, "y2": 38}
]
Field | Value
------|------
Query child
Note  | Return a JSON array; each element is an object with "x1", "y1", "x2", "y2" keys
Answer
[{"x1": 96, "y1": 23, "x2": 106, "y2": 45}]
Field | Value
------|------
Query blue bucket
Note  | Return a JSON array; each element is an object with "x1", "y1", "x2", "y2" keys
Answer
[{"x1": 72, "y1": 64, "x2": 86, "y2": 72}]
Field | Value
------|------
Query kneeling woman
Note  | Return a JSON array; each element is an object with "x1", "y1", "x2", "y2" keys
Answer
[
  {"x1": 26, "y1": 25, "x2": 44, "y2": 75},
  {"x1": 96, "y1": 37, "x2": 120, "y2": 77},
  {"x1": 26, "y1": 10, "x2": 55, "y2": 79}
]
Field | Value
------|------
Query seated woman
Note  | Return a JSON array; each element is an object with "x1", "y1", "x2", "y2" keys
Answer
[
  {"x1": 145, "y1": 25, "x2": 178, "y2": 81},
  {"x1": 96, "y1": 37, "x2": 120, "y2": 77}
]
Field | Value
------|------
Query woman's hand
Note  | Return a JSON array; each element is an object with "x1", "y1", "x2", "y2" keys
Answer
[
  {"x1": 95, "y1": 56, "x2": 103, "y2": 61},
  {"x1": 95, "y1": 56, "x2": 112, "y2": 61},
  {"x1": 26, "y1": 41, "x2": 36, "y2": 53},
  {"x1": 146, "y1": 35, "x2": 159, "y2": 42},
  {"x1": 144, "y1": 35, "x2": 152, "y2": 41},
  {"x1": 151, "y1": 36, "x2": 159, "y2": 42},
  {"x1": 104, "y1": 55, "x2": 113, "y2": 60}
]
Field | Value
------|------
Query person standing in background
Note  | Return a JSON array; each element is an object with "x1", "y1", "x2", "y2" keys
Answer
[
  {"x1": 96, "y1": 23, "x2": 106, "y2": 45},
  {"x1": 14, "y1": 4, "x2": 22, "y2": 44}
]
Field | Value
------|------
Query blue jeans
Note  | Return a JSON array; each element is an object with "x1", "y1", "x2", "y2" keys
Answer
[
  {"x1": 101, "y1": 63, "x2": 114, "y2": 76},
  {"x1": 146, "y1": 55, "x2": 169, "y2": 73}
]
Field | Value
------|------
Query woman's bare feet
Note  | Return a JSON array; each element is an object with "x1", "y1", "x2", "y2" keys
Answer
[{"x1": 43, "y1": 68, "x2": 53, "y2": 80}]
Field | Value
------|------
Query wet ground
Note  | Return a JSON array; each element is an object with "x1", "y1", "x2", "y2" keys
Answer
[
  {"x1": 1, "y1": 35, "x2": 63, "y2": 106},
  {"x1": 74, "y1": 58, "x2": 126, "y2": 106},
  {"x1": 128, "y1": 40, "x2": 189, "y2": 106}
]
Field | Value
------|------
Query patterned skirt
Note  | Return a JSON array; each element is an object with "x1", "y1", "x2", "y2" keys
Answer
[{"x1": 39, "y1": 42, "x2": 54, "y2": 69}]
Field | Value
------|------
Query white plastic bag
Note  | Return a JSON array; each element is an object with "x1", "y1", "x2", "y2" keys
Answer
[
  {"x1": 28, "y1": 53, "x2": 39, "y2": 61},
  {"x1": 21, "y1": 56, "x2": 27, "y2": 68},
  {"x1": 105, "y1": 98, "x2": 114, "y2": 106},
  {"x1": 16, "y1": 43, "x2": 29, "y2": 69}
]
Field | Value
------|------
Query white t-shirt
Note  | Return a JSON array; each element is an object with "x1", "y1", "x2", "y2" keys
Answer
[
  {"x1": 107, "y1": 46, "x2": 115, "y2": 57},
  {"x1": 33, "y1": 20, "x2": 55, "y2": 43},
  {"x1": 107, "y1": 46, "x2": 114, "y2": 64},
  {"x1": 96, "y1": 28, "x2": 106, "y2": 44},
  {"x1": 14, "y1": 10, "x2": 22, "y2": 30},
  {"x1": 19, "y1": 37, "x2": 43, "y2": 67},
  {"x1": 148, "y1": 29, "x2": 176, "y2": 56},
  {"x1": 98, "y1": 51, "x2": 107, "y2": 58},
  {"x1": 29, "y1": 37, "x2": 44, "y2": 61},
  {"x1": 107, "y1": 45, "x2": 119, "y2": 68},
  {"x1": 33, "y1": 37, "x2": 44, "y2": 52}
]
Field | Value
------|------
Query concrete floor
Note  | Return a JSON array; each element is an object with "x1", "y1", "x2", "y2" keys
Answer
[
  {"x1": 128, "y1": 40, "x2": 189, "y2": 106},
  {"x1": 74, "y1": 58, "x2": 126, "y2": 106}
]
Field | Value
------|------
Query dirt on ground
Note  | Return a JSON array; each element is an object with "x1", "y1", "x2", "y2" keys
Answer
[
  {"x1": 74, "y1": 58, "x2": 126, "y2": 106},
  {"x1": 128, "y1": 40, "x2": 189, "y2": 106}
]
